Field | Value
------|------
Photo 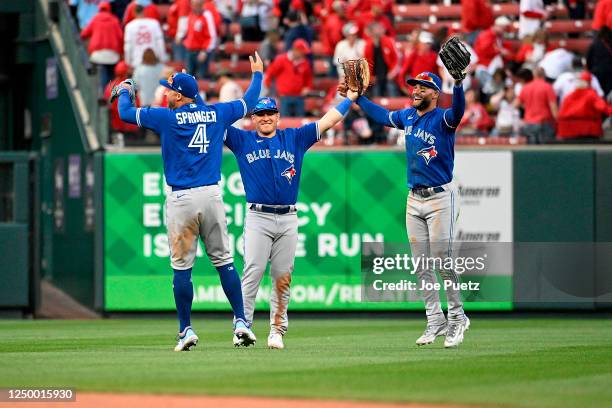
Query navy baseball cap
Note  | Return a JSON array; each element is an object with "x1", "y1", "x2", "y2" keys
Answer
[
  {"x1": 252, "y1": 97, "x2": 279, "y2": 114},
  {"x1": 406, "y1": 71, "x2": 442, "y2": 92},
  {"x1": 159, "y1": 72, "x2": 199, "y2": 99}
]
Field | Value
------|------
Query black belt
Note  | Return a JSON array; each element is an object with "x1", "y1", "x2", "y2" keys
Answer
[
  {"x1": 172, "y1": 183, "x2": 217, "y2": 192},
  {"x1": 411, "y1": 186, "x2": 445, "y2": 198},
  {"x1": 250, "y1": 204, "x2": 295, "y2": 214}
]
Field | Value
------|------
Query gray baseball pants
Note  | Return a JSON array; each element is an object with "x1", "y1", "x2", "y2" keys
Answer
[
  {"x1": 241, "y1": 205, "x2": 298, "y2": 335},
  {"x1": 406, "y1": 180, "x2": 465, "y2": 324}
]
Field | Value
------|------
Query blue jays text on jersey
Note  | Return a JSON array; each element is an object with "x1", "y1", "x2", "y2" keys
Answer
[
  {"x1": 358, "y1": 85, "x2": 465, "y2": 189},
  {"x1": 224, "y1": 122, "x2": 320, "y2": 205},
  {"x1": 118, "y1": 93, "x2": 248, "y2": 190}
]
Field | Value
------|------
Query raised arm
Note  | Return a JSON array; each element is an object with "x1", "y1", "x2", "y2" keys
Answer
[
  {"x1": 243, "y1": 51, "x2": 264, "y2": 111},
  {"x1": 318, "y1": 90, "x2": 359, "y2": 133},
  {"x1": 443, "y1": 83, "x2": 466, "y2": 128},
  {"x1": 117, "y1": 88, "x2": 138, "y2": 124}
]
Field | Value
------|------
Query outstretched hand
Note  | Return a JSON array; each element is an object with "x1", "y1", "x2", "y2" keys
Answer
[
  {"x1": 337, "y1": 82, "x2": 348, "y2": 97},
  {"x1": 250, "y1": 51, "x2": 264, "y2": 73},
  {"x1": 347, "y1": 89, "x2": 359, "y2": 101}
]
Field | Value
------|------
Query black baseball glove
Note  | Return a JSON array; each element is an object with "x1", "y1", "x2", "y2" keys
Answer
[
  {"x1": 109, "y1": 79, "x2": 137, "y2": 104},
  {"x1": 439, "y1": 36, "x2": 471, "y2": 81}
]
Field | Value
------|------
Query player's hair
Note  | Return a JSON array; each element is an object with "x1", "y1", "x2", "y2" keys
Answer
[{"x1": 142, "y1": 48, "x2": 159, "y2": 65}]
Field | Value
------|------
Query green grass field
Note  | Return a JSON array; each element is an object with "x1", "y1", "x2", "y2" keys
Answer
[{"x1": 1, "y1": 317, "x2": 611, "y2": 407}]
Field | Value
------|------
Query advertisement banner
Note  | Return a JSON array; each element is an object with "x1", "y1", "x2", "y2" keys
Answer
[{"x1": 104, "y1": 151, "x2": 512, "y2": 311}]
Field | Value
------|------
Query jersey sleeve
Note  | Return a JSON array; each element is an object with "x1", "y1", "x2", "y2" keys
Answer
[
  {"x1": 215, "y1": 100, "x2": 248, "y2": 126},
  {"x1": 135, "y1": 106, "x2": 171, "y2": 133},
  {"x1": 296, "y1": 122, "x2": 320, "y2": 151},
  {"x1": 223, "y1": 126, "x2": 244, "y2": 155},
  {"x1": 388, "y1": 110, "x2": 404, "y2": 129}
]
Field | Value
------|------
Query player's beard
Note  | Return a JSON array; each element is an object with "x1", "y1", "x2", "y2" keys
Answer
[
  {"x1": 168, "y1": 100, "x2": 176, "y2": 109},
  {"x1": 413, "y1": 96, "x2": 431, "y2": 111}
]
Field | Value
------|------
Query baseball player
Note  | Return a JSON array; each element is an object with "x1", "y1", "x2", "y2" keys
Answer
[
  {"x1": 224, "y1": 92, "x2": 359, "y2": 349},
  {"x1": 115, "y1": 53, "x2": 265, "y2": 351},
  {"x1": 347, "y1": 71, "x2": 468, "y2": 347}
]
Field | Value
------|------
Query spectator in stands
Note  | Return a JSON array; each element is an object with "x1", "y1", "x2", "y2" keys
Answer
[
  {"x1": 264, "y1": 39, "x2": 313, "y2": 117},
  {"x1": 474, "y1": 16, "x2": 514, "y2": 76},
  {"x1": 519, "y1": 0, "x2": 546, "y2": 39},
  {"x1": 515, "y1": 30, "x2": 548, "y2": 71},
  {"x1": 283, "y1": 11, "x2": 314, "y2": 53},
  {"x1": 216, "y1": 0, "x2": 239, "y2": 42},
  {"x1": 259, "y1": 31, "x2": 282, "y2": 67},
  {"x1": 557, "y1": 71, "x2": 612, "y2": 143},
  {"x1": 564, "y1": 0, "x2": 586, "y2": 20},
  {"x1": 69, "y1": 0, "x2": 105, "y2": 30},
  {"x1": 538, "y1": 47, "x2": 574, "y2": 82},
  {"x1": 482, "y1": 68, "x2": 510, "y2": 101},
  {"x1": 364, "y1": 22, "x2": 399, "y2": 97},
  {"x1": 182, "y1": 0, "x2": 218, "y2": 79},
  {"x1": 457, "y1": 89, "x2": 493, "y2": 136},
  {"x1": 80, "y1": 2, "x2": 123, "y2": 93},
  {"x1": 320, "y1": 1, "x2": 347, "y2": 77},
  {"x1": 123, "y1": 0, "x2": 160, "y2": 26},
  {"x1": 344, "y1": 103, "x2": 385, "y2": 145},
  {"x1": 133, "y1": 48, "x2": 164, "y2": 106},
  {"x1": 515, "y1": 68, "x2": 558, "y2": 144},
  {"x1": 490, "y1": 86, "x2": 521, "y2": 137},
  {"x1": 397, "y1": 31, "x2": 438, "y2": 96},
  {"x1": 460, "y1": 0, "x2": 494, "y2": 45},
  {"x1": 217, "y1": 71, "x2": 245, "y2": 128},
  {"x1": 587, "y1": 27, "x2": 612, "y2": 97},
  {"x1": 104, "y1": 60, "x2": 141, "y2": 145},
  {"x1": 334, "y1": 23, "x2": 366, "y2": 79},
  {"x1": 167, "y1": 0, "x2": 188, "y2": 62},
  {"x1": 355, "y1": 0, "x2": 395, "y2": 38},
  {"x1": 239, "y1": 0, "x2": 275, "y2": 42},
  {"x1": 554, "y1": 56, "x2": 605, "y2": 103},
  {"x1": 593, "y1": 0, "x2": 612, "y2": 31},
  {"x1": 124, "y1": 5, "x2": 167, "y2": 69},
  {"x1": 514, "y1": 67, "x2": 533, "y2": 99}
]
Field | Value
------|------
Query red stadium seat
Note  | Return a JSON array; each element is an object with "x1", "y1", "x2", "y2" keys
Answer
[
  {"x1": 313, "y1": 77, "x2": 339, "y2": 92},
  {"x1": 210, "y1": 59, "x2": 252, "y2": 74},
  {"x1": 544, "y1": 20, "x2": 592, "y2": 34},
  {"x1": 242, "y1": 117, "x2": 318, "y2": 130},
  {"x1": 305, "y1": 97, "x2": 325, "y2": 114},
  {"x1": 455, "y1": 136, "x2": 527, "y2": 145},
  {"x1": 220, "y1": 41, "x2": 260, "y2": 56},
  {"x1": 393, "y1": 4, "x2": 462, "y2": 19}
]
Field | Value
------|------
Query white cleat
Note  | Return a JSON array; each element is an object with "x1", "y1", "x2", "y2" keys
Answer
[
  {"x1": 267, "y1": 333, "x2": 284, "y2": 349},
  {"x1": 444, "y1": 316, "x2": 470, "y2": 348},
  {"x1": 233, "y1": 320, "x2": 257, "y2": 347},
  {"x1": 416, "y1": 322, "x2": 448, "y2": 346},
  {"x1": 174, "y1": 327, "x2": 199, "y2": 352}
]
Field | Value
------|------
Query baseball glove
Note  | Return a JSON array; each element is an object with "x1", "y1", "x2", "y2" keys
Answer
[
  {"x1": 109, "y1": 79, "x2": 137, "y2": 104},
  {"x1": 340, "y1": 58, "x2": 370, "y2": 96},
  {"x1": 439, "y1": 36, "x2": 471, "y2": 81}
]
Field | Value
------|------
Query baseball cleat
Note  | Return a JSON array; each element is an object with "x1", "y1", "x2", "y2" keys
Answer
[
  {"x1": 174, "y1": 326, "x2": 199, "y2": 352},
  {"x1": 233, "y1": 319, "x2": 256, "y2": 347},
  {"x1": 444, "y1": 316, "x2": 470, "y2": 348},
  {"x1": 416, "y1": 321, "x2": 448, "y2": 346},
  {"x1": 267, "y1": 333, "x2": 284, "y2": 349}
]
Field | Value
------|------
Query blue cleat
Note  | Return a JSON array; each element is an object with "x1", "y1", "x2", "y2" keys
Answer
[
  {"x1": 174, "y1": 326, "x2": 199, "y2": 352},
  {"x1": 232, "y1": 319, "x2": 256, "y2": 347}
]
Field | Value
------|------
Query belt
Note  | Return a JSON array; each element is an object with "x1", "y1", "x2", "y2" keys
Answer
[
  {"x1": 172, "y1": 183, "x2": 217, "y2": 192},
  {"x1": 249, "y1": 204, "x2": 296, "y2": 214},
  {"x1": 411, "y1": 186, "x2": 445, "y2": 198}
]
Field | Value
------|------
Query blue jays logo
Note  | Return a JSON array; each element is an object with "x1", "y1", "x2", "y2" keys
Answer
[
  {"x1": 281, "y1": 165, "x2": 297, "y2": 184},
  {"x1": 417, "y1": 146, "x2": 438, "y2": 165}
]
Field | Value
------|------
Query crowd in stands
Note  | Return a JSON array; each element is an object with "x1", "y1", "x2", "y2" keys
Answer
[{"x1": 70, "y1": 0, "x2": 612, "y2": 146}]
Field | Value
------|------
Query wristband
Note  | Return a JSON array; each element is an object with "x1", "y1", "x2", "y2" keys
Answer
[{"x1": 335, "y1": 97, "x2": 353, "y2": 116}]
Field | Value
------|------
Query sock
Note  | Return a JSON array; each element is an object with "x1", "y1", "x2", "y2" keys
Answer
[
  {"x1": 216, "y1": 263, "x2": 246, "y2": 321},
  {"x1": 173, "y1": 268, "x2": 193, "y2": 333}
]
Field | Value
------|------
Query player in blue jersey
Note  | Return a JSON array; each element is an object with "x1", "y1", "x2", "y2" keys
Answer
[
  {"x1": 116, "y1": 52, "x2": 264, "y2": 351},
  {"x1": 345, "y1": 71, "x2": 469, "y2": 348},
  {"x1": 224, "y1": 92, "x2": 359, "y2": 349}
]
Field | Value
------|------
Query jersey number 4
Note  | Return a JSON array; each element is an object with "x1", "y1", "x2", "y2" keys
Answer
[{"x1": 188, "y1": 124, "x2": 210, "y2": 154}]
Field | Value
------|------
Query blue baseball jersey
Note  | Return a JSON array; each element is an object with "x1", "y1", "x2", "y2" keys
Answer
[
  {"x1": 224, "y1": 122, "x2": 320, "y2": 205},
  {"x1": 135, "y1": 99, "x2": 247, "y2": 189},
  {"x1": 388, "y1": 108, "x2": 457, "y2": 189}
]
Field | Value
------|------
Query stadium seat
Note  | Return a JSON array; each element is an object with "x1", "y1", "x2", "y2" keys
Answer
[
  {"x1": 393, "y1": 4, "x2": 463, "y2": 19},
  {"x1": 220, "y1": 41, "x2": 260, "y2": 56},
  {"x1": 544, "y1": 20, "x2": 593, "y2": 34},
  {"x1": 313, "y1": 77, "x2": 339, "y2": 92},
  {"x1": 456, "y1": 136, "x2": 527, "y2": 145},
  {"x1": 210, "y1": 59, "x2": 252, "y2": 74},
  {"x1": 305, "y1": 97, "x2": 325, "y2": 114},
  {"x1": 314, "y1": 59, "x2": 331, "y2": 76}
]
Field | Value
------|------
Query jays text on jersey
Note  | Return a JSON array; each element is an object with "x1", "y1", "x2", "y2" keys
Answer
[
  {"x1": 224, "y1": 122, "x2": 320, "y2": 205},
  {"x1": 117, "y1": 72, "x2": 263, "y2": 189},
  {"x1": 358, "y1": 85, "x2": 465, "y2": 188}
]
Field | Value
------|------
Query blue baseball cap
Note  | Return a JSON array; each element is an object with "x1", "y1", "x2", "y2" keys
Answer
[
  {"x1": 159, "y1": 72, "x2": 199, "y2": 100},
  {"x1": 406, "y1": 71, "x2": 442, "y2": 92},
  {"x1": 252, "y1": 97, "x2": 279, "y2": 114}
]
